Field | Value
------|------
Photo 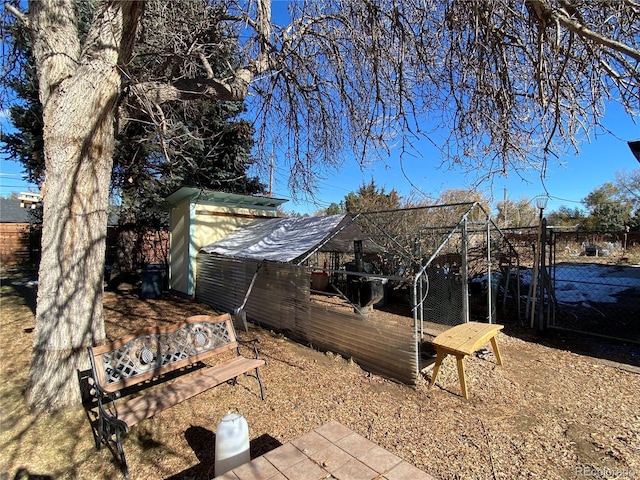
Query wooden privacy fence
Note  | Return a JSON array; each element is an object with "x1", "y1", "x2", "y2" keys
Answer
[
  {"x1": 0, "y1": 223, "x2": 40, "y2": 266},
  {"x1": 196, "y1": 255, "x2": 419, "y2": 385}
]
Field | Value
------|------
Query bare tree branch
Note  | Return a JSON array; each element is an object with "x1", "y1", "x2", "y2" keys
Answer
[{"x1": 530, "y1": 0, "x2": 640, "y2": 62}]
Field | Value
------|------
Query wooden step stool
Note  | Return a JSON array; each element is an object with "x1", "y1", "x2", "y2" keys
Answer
[{"x1": 429, "y1": 322, "x2": 504, "y2": 399}]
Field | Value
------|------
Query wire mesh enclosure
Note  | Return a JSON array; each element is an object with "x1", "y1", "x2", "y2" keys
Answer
[
  {"x1": 304, "y1": 203, "x2": 521, "y2": 340},
  {"x1": 502, "y1": 227, "x2": 640, "y2": 343},
  {"x1": 195, "y1": 202, "x2": 519, "y2": 384},
  {"x1": 549, "y1": 261, "x2": 640, "y2": 342},
  {"x1": 543, "y1": 229, "x2": 640, "y2": 343},
  {"x1": 193, "y1": 202, "x2": 640, "y2": 385}
]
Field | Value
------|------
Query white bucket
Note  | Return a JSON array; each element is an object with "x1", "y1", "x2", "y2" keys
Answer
[{"x1": 214, "y1": 412, "x2": 250, "y2": 477}]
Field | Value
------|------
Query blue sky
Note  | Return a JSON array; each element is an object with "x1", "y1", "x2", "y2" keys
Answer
[
  {"x1": 2, "y1": 0, "x2": 638, "y2": 216},
  {"x1": 267, "y1": 100, "x2": 639, "y2": 216},
  {"x1": 2, "y1": 99, "x2": 638, "y2": 217},
  {"x1": 0, "y1": 112, "x2": 31, "y2": 197},
  {"x1": 0, "y1": 130, "x2": 27, "y2": 196}
]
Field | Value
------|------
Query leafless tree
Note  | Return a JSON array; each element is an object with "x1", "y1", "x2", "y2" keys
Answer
[
  {"x1": 497, "y1": 197, "x2": 538, "y2": 228},
  {"x1": 240, "y1": 0, "x2": 640, "y2": 188},
  {"x1": 4, "y1": 0, "x2": 639, "y2": 410}
]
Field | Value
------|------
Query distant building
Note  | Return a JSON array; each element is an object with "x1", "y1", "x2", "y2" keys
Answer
[{"x1": 17, "y1": 191, "x2": 42, "y2": 209}]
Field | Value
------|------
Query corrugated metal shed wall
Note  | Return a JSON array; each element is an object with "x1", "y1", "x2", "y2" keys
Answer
[{"x1": 196, "y1": 254, "x2": 418, "y2": 385}]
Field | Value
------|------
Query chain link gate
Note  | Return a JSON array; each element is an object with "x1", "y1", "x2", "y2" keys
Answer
[{"x1": 538, "y1": 227, "x2": 640, "y2": 343}]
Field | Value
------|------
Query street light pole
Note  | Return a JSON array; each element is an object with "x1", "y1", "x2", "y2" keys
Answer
[{"x1": 529, "y1": 195, "x2": 548, "y2": 329}]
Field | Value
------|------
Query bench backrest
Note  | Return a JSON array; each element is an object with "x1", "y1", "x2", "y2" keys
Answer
[{"x1": 89, "y1": 313, "x2": 238, "y2": 394}]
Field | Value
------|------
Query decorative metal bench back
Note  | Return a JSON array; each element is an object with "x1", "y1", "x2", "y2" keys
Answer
[{"x1": 89, "y1": 314, "x2": 237, "y2": 393}]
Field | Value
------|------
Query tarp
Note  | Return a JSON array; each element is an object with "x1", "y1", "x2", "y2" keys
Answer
[
  {"x1": 201, "y1": 214, "x2": 383, "y2": 263},
  {"x1": 319, "y1": 220, "x2": 384, "y2": 254}
]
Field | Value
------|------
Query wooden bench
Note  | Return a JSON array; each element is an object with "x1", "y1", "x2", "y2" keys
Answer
[
  {"x1": 86, "y1": 313, "x2": 265, "y2": 479},
  {"x1": 429, "y1": 322, "x2": 503, "y2": 399}
]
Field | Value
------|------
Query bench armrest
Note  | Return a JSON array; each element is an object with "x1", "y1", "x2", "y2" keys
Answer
[
  {"x1": 96, "y1": 395, "x2": 129, "y2": 435},
  {"x1": 87, "y1": 346, "x2": 112, "y2": 398}
]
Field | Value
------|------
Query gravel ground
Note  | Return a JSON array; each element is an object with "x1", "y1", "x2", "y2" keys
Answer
[
  {"x1": 2, "y1": 285, "x2": 639, "y2": 480},
  {"x1": 100, "y1": 291, "x2": 640, "y2": 480}
]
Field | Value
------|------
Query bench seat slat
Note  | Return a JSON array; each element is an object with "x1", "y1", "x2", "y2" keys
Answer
[{"x1": 118, "y1": 356, "x2": 265, "y2": 427}]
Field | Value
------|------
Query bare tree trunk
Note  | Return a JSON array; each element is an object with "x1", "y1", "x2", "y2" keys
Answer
[
  {"x1": 24, "y1": 0, "x2": 143, "y2": 410},
  {"x1": 25, "y1": 71, "x2": 118, "y2": 410}
]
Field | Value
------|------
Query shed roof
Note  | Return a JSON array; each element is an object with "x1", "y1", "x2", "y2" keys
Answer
[
  {"x1": 166, "y1": 187, "x2": 288, "y2": 209},
  {"x1": 201, "y1": 214, "x2": 383, "y2": 263}
]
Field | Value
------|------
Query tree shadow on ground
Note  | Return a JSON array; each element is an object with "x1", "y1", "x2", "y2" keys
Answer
[
  {"x1": 102, "y1": 290, "x2": 216, "y2": 340},
  {"x1": 0, "y1": 271, "x2": 38, "y2": 316},
  {"x1": 11, "y1": 468, "x2": 53, "y2": 480},
  {"x1": 503, "y1": 324, "x2": 640, "y2": 370}
]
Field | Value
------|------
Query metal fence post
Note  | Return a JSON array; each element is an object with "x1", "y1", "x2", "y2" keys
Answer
[
  {"x1": 486, "y1": 213, "x2": 494, "y2": 324},
  {"x1": 462, "y1": 217, "x2": 470, "y2": 324},
  {"x1": 538, "y1": 219, "x2": 547, "y2": 332}
]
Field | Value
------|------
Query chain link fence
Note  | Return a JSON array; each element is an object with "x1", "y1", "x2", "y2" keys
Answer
[
  {"x1": 305, "y1": 204, "x2": 521, "y2": 339},
  {"x1": 547, "y1": 230, "x2": 640, "y2": 343},
  {"x1": 310, "y1": 210, "x2": 640, "y2": 344},
  {"x1": 505, "y1": 227, "x2": 640, "y2": 343}
]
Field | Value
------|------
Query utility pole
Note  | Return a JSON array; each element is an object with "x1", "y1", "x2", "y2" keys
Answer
[
  {"x1": 268, "y1": 150, "x2": 274, "y2": 198},
  {"x1": 503, "y1": 187, "x2": 507, "y2": 228}
]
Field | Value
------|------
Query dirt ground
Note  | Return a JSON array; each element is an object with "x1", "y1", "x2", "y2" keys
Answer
[{"x1": 1, "y1": 273, "x2": 639, "y2": 480}]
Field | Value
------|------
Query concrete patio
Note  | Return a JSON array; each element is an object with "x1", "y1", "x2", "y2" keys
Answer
[{"x1": 215, "y1": 420, "x2": 436, "y2": 480}]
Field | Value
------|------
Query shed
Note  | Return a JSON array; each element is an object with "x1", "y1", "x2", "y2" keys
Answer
[{"x1": 166, "y1": 187, "x2": 287, "y2": 296}]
